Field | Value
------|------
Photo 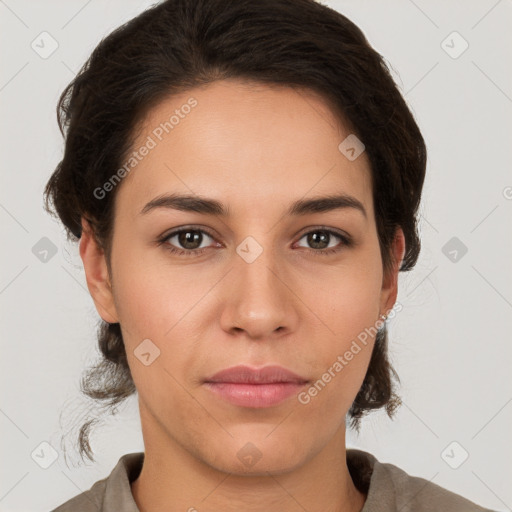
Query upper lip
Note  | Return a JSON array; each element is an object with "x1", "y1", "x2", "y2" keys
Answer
[{"x1": 204, "y1": 365, "x2": 309, "y2": 384}]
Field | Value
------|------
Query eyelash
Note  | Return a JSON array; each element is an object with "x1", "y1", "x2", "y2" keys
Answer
[{"x1": 156, "y1": 226, "x2": 353, "y2": 258}]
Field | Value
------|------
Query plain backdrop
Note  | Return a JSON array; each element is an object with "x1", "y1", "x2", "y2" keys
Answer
[{"x1": 1, "y1": 1, "x2": 511, "y2": 511}]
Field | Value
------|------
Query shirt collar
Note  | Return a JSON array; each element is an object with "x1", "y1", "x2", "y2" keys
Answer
[{"x1": 102, "y1": 452, "x2": 144, "y2": 512}]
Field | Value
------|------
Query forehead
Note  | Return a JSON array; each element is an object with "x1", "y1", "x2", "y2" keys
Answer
[{"x1": 115, "y1": 79, "x2": 373, "y2": 221}]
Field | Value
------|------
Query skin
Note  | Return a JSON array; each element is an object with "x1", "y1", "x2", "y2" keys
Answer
[{"x1": 80, "y1": 78, "x2": 405, "y2": 512}]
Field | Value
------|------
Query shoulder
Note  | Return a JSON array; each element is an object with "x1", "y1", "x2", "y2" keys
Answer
[
  {"x1": 51, "y1": 477, "x2": 107, "y2": 512},
  {"x1": 50, "y1": 452, "x2": 144, "y2": 512},
  {"x1": 347, "y1": 448, "x2": 496, "y2": 512},
  {"x1": 373, "y1": 458, "x2": 495, "y2": 511}
]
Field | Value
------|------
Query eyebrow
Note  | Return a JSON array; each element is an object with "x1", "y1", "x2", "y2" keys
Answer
[{"x1": 140, "y1": 192, "x2": 367, "y2": 219}]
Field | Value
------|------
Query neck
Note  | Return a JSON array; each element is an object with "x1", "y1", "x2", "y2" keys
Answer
[{"x1": 131, "y1": 404, "x2": 366, "y2": 512}]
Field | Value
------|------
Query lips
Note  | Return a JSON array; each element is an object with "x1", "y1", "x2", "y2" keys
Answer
[
  {"x1": 204, "y1": 364, "x2": 309, "y2": 384},
  {"x1": 203, "y1": 365, "x2": 310, "y2": 408}
]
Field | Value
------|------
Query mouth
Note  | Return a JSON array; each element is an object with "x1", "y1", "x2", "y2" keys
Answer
[{"x1": 203, "y1": 364, "x2": 309, "y2": 408}]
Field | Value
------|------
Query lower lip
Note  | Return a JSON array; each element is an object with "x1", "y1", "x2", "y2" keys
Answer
[{"x1": 203, "y1": 382, "x2": 307, "y2": 408}]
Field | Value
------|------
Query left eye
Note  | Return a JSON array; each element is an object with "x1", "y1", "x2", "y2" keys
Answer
[{"x1": 295, "y1": 229, "x2": 347, "y2": 251}]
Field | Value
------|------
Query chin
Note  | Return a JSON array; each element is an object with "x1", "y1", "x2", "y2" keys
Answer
[
  {"x1": 200, "y1": 431, "x2": 310, "y2": 476},
  {"x1": 211, "y1": 450, "x2": 306, "y2": 477}
]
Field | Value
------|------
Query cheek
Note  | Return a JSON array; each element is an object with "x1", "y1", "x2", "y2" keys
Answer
[
  {"x1": 109, "y1": 249, "x2": 214, "y2": 392},
  {"x1": 110, "y1": 247, "x2": 192, "y2": 339},
  {"x1": 297, "y1": 323, "x2": 376, "y2": 420},
  {"x1": 300, "y1": 247, "x2": 383, "y2": 340},
  {"x1": 298, "y1": 247, "x2": 383, "y2": 400}
]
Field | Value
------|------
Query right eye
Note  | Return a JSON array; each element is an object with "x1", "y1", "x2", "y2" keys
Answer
[{"x1": 157, "y1": 227, "x2": 219, "y2": 257}]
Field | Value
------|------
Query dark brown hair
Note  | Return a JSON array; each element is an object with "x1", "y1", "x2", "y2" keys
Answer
[{"x1": 44, "y1": 0, "x2": 426, "y2": 462}]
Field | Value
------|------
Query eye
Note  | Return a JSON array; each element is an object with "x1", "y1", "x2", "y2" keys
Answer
[
  {"x1": 157, "y1": 227, "x2": 219, "y2": 257},
  {"x1": 295, "y1": 228, "x2": 352, "y2": 256}
]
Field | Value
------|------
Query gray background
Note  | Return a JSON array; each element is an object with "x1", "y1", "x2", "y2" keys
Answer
[{"x1": 1, "y1": 0, "x2": 511, "y2": 511}]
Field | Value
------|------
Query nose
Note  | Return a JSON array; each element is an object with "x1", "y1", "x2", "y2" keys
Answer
[{"x1": 219, "y1": 242, "x2": 299, "y2": 340}]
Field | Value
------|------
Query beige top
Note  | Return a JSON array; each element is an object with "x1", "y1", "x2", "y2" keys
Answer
[{"x1": 51, "y1": 448, "x2": 496, "y2": 511}]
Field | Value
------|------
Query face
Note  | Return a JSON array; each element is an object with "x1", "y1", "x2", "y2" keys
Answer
[{"x1": 80, "y1": 79, "x2": 404, "y2": 475}]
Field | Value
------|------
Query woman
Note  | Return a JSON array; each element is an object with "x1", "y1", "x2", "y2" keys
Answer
[{"x1": 45, "y1": 0, "x2": 494, "y2": 510}]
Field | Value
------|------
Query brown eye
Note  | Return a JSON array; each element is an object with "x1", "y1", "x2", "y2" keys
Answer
[
  {"x1": 158, "y1": 228, "x2": 217, "y2": 256},
  {"x1": 295, "y1": 229, "x2": 352, "y2": 256}
]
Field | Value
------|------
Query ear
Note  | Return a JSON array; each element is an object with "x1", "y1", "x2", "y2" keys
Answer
[
  {"x1": 379, "y1": 227, "x2": 406, "y2": 316},
  {"x1": 79, "y1": 217, "x2": 119, "y2": 324}
]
